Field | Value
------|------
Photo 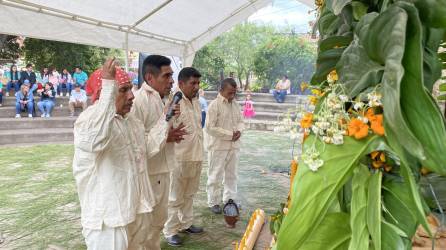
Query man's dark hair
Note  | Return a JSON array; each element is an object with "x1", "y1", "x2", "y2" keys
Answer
[
  {"x1": 75, "y1": 66, "x2": 82, "y2": 70},
  {"x1": 26, "y1": 63, "x2": 33, "y2": 68},
  {"x1": 142, "y1": 55, "x2": 171, "y2": 78},
  {"x1": 178, "y1": 67, "x2": 201, "y2": 83},
  {"x1": 220, "y1": 78, "x2": 237, "y2": 91}
]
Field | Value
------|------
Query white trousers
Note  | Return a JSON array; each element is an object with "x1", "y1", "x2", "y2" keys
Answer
[
  {"x1": 163, "y1": 161, "x2": 202, "y2": 237},
  {"x1": 206, "y1": 149, "x2": 239, "y2": 206},
  {"x1": 82, "y1": 213, "x2": 150, "y2": 250},
  {"x1": 145, "y1": 173, "x2": 170, "y2": 250}
]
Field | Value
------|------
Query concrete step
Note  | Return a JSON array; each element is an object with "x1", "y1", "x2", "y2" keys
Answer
[
  {"x1": 0, "y1": 128, "x2": 73, "y2": 145},
  {"x1": 0, "y1": 106, "x2": 83, "y2": 118},
  {"x1": 204, "y1": 91, "x2": 309, "y2": 104},
  {"x1": 1, "y1": 96, "x2": 90, "y2": 106},
  {"x1": 0, "y1": 117, "x2": 76, "y2": 130}
]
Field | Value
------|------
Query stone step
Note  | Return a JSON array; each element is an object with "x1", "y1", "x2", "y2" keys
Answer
[
  {"x1": 0, "y1": 106, "x2": 83, "y2": 118},
  {"x1": 1, "y1": 96, "x2": 89, "y2": 106},
  {"x1": 0, "y1": 128, "x2": 73, "y2": 145},
  {"x1": 204, "y1": 91, "x2": 309, "y2": 104},
  {"x1": 0, "y1": 117, "x2": 76, "y2": 130}
]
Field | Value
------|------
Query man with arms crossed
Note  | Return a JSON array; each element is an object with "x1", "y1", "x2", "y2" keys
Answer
[
  {"x1": 206, "y1": 78, "x2": 244, "y2": 214},
  {"x1": 163, "y1": 67, "x2": 204, "y2": 246},
  {"x1": 72, "y1": 58, "x2": 171, "y2": 249},
  {"x1": 131, "y1": 55, "x2": 187, "y2": 250}
]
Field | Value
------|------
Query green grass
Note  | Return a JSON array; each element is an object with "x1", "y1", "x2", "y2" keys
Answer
[{"x1": 0, "y1": 131, "x2": 293, "y2": 250}]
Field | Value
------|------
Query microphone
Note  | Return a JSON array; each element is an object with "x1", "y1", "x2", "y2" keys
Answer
[{"x1": 166, "y1": 92, "x2": 183, "y2": 121}]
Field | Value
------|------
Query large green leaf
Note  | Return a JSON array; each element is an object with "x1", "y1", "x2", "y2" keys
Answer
[
  {"x1": 326, "y1": 0, "x2": 352, "y2": 15},
  {"x1": 396, "y1": 2, "x2": 446, "y2": 176},
  {"x1": 382, "y1": 175, "x2": 419, "y2": 242},
  {"x1": 337, "y1": 40, "x2": 384, "y2": 97},
  {"x1": 367, "y1": 171, "x2": 382, "y2": 250},
  {"x1": 348, "y1": 165, "x2": 370, "y2": 250},
  {"x1": 381, "y1": 221, "x2": 406, "y2": 250},
  {"x1": 363, "y1": 3, "x2": 426, "y2": 162},
  {"x1": 319, "y1": 35, "x2": 353, "y2": 52},
  {"x1": 422, "y1": 28, "x2": 444, "y2": 92},
  {"x1": 413, "y1": 0, "x2": 446, "y2": 28},
  {"x1": 299, "y1": 213, "x2": 351, "y2": 250},
  {"x1": 311, "y1": 48, "x2": 345, "y2": 84},
  {"x1": 277, "y1": 135, "x2": 381, "y2": 249}
]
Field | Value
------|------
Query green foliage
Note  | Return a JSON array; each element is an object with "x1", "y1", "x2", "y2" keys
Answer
[
  {"x1": 276, "y1": 0, "x2": 446, "y2": 249},
  {"x1": 253, "y1": 36, "x2": 316, "y2": 91},
  {"x1": 0, "y1": 35, "x2": 22, "y2": 63},
  {"x1": 23, "y1": 38, "x2": 123, "y2": 74}
]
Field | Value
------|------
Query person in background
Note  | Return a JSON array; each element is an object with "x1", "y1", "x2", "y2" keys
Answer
[
  {"x1": 242, "y1": 93, "x2": 255, "y2": 119},
  {"x1": 73, "y1": 66, "x2": 88, "y2": 89},
  {"x1": 58, "y1": 68, "x2": 73, "y2": 96},
  {"x1": 48, "y1": 67, "x2": 60, "y2": 96},
  {"x1": 41, "y1": 67, "x2": 50, "y2": 85},
  {"x1": 0, "y1": 70, "x2": 6, "y2": 106},
  {"x1": 272, "y1": 75, "x2": 291, "y2": 103},
  {"x1": 37, "y1": 82, "x2": 56, "y2": 118},
  {"x1": 198, "y1": 89, "x2": 208, "y2": 128},
  {"x1": 69, "y1": 84, "x2": 88, "y2": 117},
  {"x1": 205, "y1": 78, "x2": 244, "y2": 214},
  {"x1": 20, "y1": 64, "x2": 37, "y2": 92},
  {"x1": 15, "y1": 81, "x2": 34, "y2": 118},
  {"x1": 6, "y1": 65, "x2": 20, "y2": 96}
]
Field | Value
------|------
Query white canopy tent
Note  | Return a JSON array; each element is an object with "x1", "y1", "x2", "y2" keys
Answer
[{"x1": 0, "y1": 0, "x2": 314, "y2": 67}]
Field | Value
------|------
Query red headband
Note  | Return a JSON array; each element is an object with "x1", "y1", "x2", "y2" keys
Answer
[{"x1": 86, "y1": 67, "x2": 131, "y2": 103}]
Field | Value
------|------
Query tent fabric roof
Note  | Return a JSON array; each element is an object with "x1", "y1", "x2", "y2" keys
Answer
[{"x1": 0, "y1": 0, "x2": 314, "y2": 64}]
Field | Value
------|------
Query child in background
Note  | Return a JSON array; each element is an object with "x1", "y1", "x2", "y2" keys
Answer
[
  {"x1": 242, "y1": 93, "x2": 255, "y2": 119},
  {"x1": 0, "y1": 70, "x2": 7, "y2": 106}
]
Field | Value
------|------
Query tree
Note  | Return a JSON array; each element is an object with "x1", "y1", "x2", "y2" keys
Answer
[
  {"x1": 0, "y1": 35, "x2": 22, "y2": 64},
  {"x1": 23, "y1": 38, "x2": 123, "y2": 74},
  {"x1": 193, "y1": 23, "x2": 275, "y2": 90},
  {"x1": 253, "y1": 35, "x2": 316, "y2": 93}
]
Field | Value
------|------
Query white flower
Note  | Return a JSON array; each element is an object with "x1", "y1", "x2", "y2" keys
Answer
[
  {"x1": 312, "y1": 126, "x2": 320, "y2": 135},
  {"x1": 359, "y1": 116, "x2": 368, "y2": 124},
  {"x1": 308, "y1": 159, "x2": 324, "y2": 171},
  {"x1": 323, "y1": 136, "x2": 333, "y2": 144},
  {"x1": 339, "y1": 95, "x2": 349, "y2": 102},
  {"x1": 353, "y1": 102, "x2": 365, "y2": 110},
  {"x1": 333, "y1": 133, "x2": 344, "y2": 145},
  {"x1": 334, "y1": 103, "x2": 342, "y2": 110},
  {"x1": 367, "y1": 92, "x2": 382, "y2": 107}
]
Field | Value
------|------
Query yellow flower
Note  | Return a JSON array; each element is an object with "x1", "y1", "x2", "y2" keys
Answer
[
  {"x1": 309, "y1": 96, "x2": 318, "y2": 105},
  {"x1": 327, "y1": 70, "x2": 338, "y2": 83}
]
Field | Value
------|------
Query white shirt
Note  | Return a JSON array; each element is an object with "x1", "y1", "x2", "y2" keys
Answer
[
  {"x1": 72, "y1": 80, "x2": 168, "y2": 229},
  {"x1": 131, "y1": 82, "x2": 175, "y2": 175},
  {"x1": 205, "y1": 93, "x2": 244, "y2": 151}
]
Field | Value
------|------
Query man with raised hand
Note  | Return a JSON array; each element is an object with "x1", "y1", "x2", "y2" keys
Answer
[
  {"x1": 73, "y1": 58, "x2": 171, "y2": 249},
  {"x1": 206, "y1": 78, "x2": 244, "y2": 214},
  {"x1": 131, "y1": 55, "x2": 187, "y2": 250},
  {"x1": 163, "y1": 67, "x2": 204, "y2": 246}
]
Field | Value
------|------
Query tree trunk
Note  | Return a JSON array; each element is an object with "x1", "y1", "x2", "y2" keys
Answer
[{"x1": 244, "y1": 71, "x2": 250, "y2": 91}]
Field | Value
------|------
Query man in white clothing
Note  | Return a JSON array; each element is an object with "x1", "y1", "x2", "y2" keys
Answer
[
  {"x1": 73, "y1": 58, "x2": 172, "y2": 250},
  {"x1": 163, "y1": 67, "x2": 204, "y2": 246},
  {"x1": 131, "y1": 55, "x2": 187, "y2": 250},
  {"x1": 205, "y1": 78, "x2": 244, "y2": 214}
]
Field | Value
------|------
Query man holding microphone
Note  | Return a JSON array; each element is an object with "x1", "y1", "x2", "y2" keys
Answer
[{"x1": 163, "y1": 67, "x2": 204, "y2": 246}]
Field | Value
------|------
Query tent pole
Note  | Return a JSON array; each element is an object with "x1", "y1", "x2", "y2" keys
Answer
[{"x1": 124, "y1": 32, "x2": 129, "y2": 72}]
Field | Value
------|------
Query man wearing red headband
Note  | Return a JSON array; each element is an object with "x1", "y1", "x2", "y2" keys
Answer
[
  {"x1": 131, "y1": 55, "x2": 187, "y2": 250},
  {"x1": 73, "y1": 58, "x2": 172, "y2": 249}
]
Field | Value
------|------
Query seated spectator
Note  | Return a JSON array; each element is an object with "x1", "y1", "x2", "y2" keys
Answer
[
  {"x1": 6, "y1": 65, "x2": 20, "y2": 96},
  {"x1": 15, "y1": 82, "x2": 34, "y2": 118},
  {"x1": 58, "y1": 68, "x2": 73, "y2": 96},
  {"x1": 272, "y1": 75, "x2": 291, "y2": 103},
  {"x1": 37, "y1": 82, "x2": 56, "y2": 118},
  {"x1": 73, "y1": 66, "x2": 88, "y2": 89},
  {"x1": 20, "y1": 64, "x2": 37, "y2": 93},
  {"x1": 68, "y1": 84, "x2": 87, "y2": 117},
  {"x1": 0, "y1": 71, "x2": 5, "y2": 107},
  {"x1": 48, "y1": 67, "x2": 60, "y2": 96}
]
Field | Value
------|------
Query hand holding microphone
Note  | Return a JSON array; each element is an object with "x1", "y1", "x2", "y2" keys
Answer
[{"x1": 166, "y1": 92, "x2": 183, "y2": 121}]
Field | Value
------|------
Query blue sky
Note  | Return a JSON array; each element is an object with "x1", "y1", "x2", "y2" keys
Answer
[{"x1": 248, "y1": 0, "x2": 316, "y2": 33}]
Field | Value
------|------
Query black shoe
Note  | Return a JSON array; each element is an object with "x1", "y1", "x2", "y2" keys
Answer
[
  {"x1": 166, "y1": 234, "x2": 182, "y2": 247},
  {"x1": 210, "y1": 205, "x2": 222, "y2": 214},
  {"x1": 182, "y1": 225, "x2": 204, "y2": 234}
]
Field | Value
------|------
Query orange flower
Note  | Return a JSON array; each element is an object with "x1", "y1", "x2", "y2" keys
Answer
[
  {"x1": 348, "y1": 118, "x2": 369, "y2": 139},
  {"x1": 370, "y1": 151, "x2": 391, "y2": 171},
  {"x1": 365, "y1": 108, "x2": 376, "y2": 122},
  {"x1": 370, "y1": 114, "x2": 385, "y2": 136},
  {"x1": 300, "y1": 113, "x2": 313, "y2": 129}
]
